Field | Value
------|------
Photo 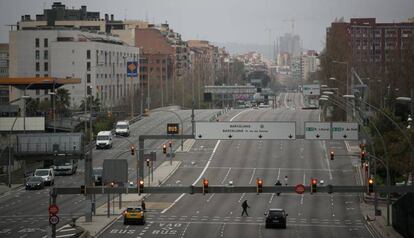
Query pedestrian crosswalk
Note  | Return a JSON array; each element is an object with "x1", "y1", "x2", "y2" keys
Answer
[
  {"x1": 55, "y1": 224, "x2": 81, "y2": 238},
  {"x1": 139, "y1": 213, "x2": 365, "y2": 227}
]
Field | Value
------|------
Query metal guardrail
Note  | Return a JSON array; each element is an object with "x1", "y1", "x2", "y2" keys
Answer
[{"x1": 52, "y1": 185, "x2": 414, "y2": 195}]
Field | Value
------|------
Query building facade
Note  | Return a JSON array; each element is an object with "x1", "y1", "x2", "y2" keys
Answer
[
  {"x1": 327, "y1": 18, "x2": 414, "y2": 69},
  {"x1": 9, "y1": 30, "x2": 139, "y2": 108},
  {"x1": 0, "y1": 44, "x2": 9, "y2": 105}
]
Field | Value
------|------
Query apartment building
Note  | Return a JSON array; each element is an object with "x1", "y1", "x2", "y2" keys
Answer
[
  {"x1": 0, "y1": 44, "x2": 9, "y2": 105},
  {"x1": 326, "y1": 18, "x2": 414, "y2": 69},
  {"x1": 9, "y1": 30, "x2": 139, "y2": 109}
]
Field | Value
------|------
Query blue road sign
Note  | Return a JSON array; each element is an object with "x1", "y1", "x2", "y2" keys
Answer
[{"x1": 127, "y1": 61, "x2": 138, "y2": 77}]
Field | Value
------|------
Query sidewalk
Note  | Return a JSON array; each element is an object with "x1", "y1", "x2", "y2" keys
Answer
[
  {"x1": 347, "y1": 140, "x2": 403, "y2": 238},
  {"x1": 0, "y1": 183, "x2": 23, "y2": 197},
  {"x1": 75, "y1": 160, "x2": 182, "y2": 237}
]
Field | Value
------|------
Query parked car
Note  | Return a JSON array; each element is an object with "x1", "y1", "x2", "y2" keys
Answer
[
  {"x1": 123, "y1": 207, "x2": 145, "y2": 225},
  {"x1": 34, "y1": 168, "x2": 55, "y2": 186},
  {"x1": 265, "y1": 208, "x2": 288, "y2": 229},
  {"x1": 25, "y1": 176, "x2": 45, "y2": 190}
]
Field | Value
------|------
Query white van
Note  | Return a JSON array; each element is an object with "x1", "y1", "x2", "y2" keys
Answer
[
  {"x1": 34, "y1": 168, "x2": 55, "y2": 186},
  {"x1": 53, "y1": 159, "x2": 78, "y2": 175},
  {"x1": 115, "y1": 121, "x2": 130, "y2": 137},
  {"x1": 96, "y1": 131, "x2": 113, "y2": 149}
]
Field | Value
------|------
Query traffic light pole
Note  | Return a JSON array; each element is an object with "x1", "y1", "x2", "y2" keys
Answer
[{"x1": 138, "y1": 134, "x2": 195, "y2": 185}]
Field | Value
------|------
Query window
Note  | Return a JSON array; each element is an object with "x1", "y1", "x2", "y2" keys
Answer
[
  {"x1": 35, "y1": 74, "x2": 40, "y2": 78},
  {"x1": 35, "y1": 50, "x2": 40, "y2": 60},
  {"x1": 36, "y1": 89, "x2": 40, "y2": 95},
  {"x1": 44, "y1": 62, "x2": 48, "y2": 71},
  {"x1": 44, "y1": 89, "x2": 48, "y2": 95},
  {"x1": 87, "y1": 74, "x2": 91, "y2": 83},
  {"x1": 35, "y1": 38, "x2": 39, "y2": 48},
  {"x1": 87, "y1": 50, "x2": 91, "y2": 59},
  {"x1": 87, "y1": 86, "x2": 92, "y2": 95},
  {"x1": 44, "y1": 50, "x2": 48, "y2": 60},
  {"x1": 87, "y1": 62, "x2": 91, "y2": 71},
  {"x1": 44, "y1": 38, "x2": 48, "y2": 47},
  {"x1": 36, "y1": 62, "x2": 40, "y2": 71},
  {"x1": 44, "y1": 74, "x2": 48, "y2": 77}
]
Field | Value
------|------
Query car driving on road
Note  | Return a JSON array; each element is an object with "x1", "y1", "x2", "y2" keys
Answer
[
  {"x1": 25, "y1": 176, "x2": 45, "y2": 190},
  {"x1": 265, "y1": 208, "x2": 288, "y2": 228},
  {"x1": 123, "y1": 207, "x2": 145, "y2": 225}
]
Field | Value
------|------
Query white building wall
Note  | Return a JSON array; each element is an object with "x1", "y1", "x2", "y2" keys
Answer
[
  {"x1": 51, "y1": 41, "x2": 139, "y2": 108},
  {"x1": 9, "y1": 29, "x2": 139, "y2": 109}
]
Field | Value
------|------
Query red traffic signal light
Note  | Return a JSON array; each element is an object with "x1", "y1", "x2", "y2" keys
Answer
[
  {"x1": 169, "y1": 140, "x2": 172, "y2": 147},
  {"x1": 330, "y1": 151, "x2": 335, "y2": 160},
  {"x1": 361, "y1": 151, "x2": 366, "y2": 160},
  {"x1": 163, "y1": 144, "x2": 167, "y2": 154},
  {"x1": 256, "y1": 178, "x2": 263, "y2": 194},
  {"x1": 311, "y1": 179, "x2": 317, "y2": 193},
  {"x1": 131, "y1": 146, "x2": 135, "y2": 155},
  {"x1": 202, "y1": 178, "x2": 209, "y2": 195},
  {"x1": 138, "y1": 179, "x2": 144, "y2": 195}
]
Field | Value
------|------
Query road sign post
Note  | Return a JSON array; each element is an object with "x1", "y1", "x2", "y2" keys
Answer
[
  {"x1": 304, "y1": 122, "x2": 331, "y2": 140},
  {"x1": 195, "y1": 122, "x2": 296, "y2": 140},
  {"x1": 295, "y1": 184, "x2": 305, "y2": 194},
  {"x1": 332, "y1": 122, "x2": 359, "y2": 140}
]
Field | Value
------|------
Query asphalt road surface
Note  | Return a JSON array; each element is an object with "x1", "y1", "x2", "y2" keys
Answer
[
  {"x1": 99, "y1": 93, "x2": 374, "y2": 238},
  {"x1": 0, "y1": 108, "x2": 221, "y2": 238}
]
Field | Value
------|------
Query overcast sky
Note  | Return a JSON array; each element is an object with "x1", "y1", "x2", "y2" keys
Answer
[{"x1": 0, "y1": 0, "x2": 413, "y2": 52}]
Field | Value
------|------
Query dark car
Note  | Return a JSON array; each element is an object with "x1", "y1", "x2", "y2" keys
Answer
[
  {"x1": 265, "y1": 208, "x2": 288, "y2": 228},
  {"x1": 93, "y1": 167, "x2": 103, "y2": 186},
  {"x1": 25, "y1": 176, "x2": 45, "y2": 190}
]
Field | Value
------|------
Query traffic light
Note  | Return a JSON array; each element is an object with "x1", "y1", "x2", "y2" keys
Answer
[
  {"x1": 146, "y1": 159, "x2": 150, "y2": 167},
  {"x1": 256, "y1": 178, "x2": 263, "y2": 194},
  {"x1": 80, "y1": 185, "x2": 86, "y2": 195},
  {"x1": 131, "y1": 146, "x2": 135, "y2": 156},
  {"x1": 311, "y1": 178, "x2": 317, "y2": 193},
  {"x1": 163, "y1": 144, "x2": 167, "y2": 154},
  {"x1": 138, "y1": 179, "x2": 144, "y2": 195},
  {"x1": 361, "y1": 151, "x2": 366, "y2": 162},
  {"x1": 202, "y1": 178, "x2": 209, "y2": 195},
  {"x1": 330, "y1": 151, "x2": 335, "y2": 160},
  {"x1": 368, "y1": 178, "x2": 374, "y2": 194},
  {"x1": 169, "y1": 140, "x2": 172, "y2": 147}
]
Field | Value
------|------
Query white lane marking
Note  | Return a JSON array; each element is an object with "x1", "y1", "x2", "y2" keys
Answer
[
  {"x1": 268, "y1": 193, "x2": 275, "y2": 204},
  {"x1": 161, "y1": 193, "x2": 185, "y2": 214},
  {"x1": 161, "y1": 109, "x2": 247, "y2": 214},
  {"x1": 206, "y1": 193, "x2": 215, "y2": 203},
  {"x1": 56, "y1": 235, "x2": 76, "y2": 238},
  {"x1": 320, "y1": 140, "x2": 333, "y2": 180},
  {"x1": 238, "y1": 193, "x2": 246, "y2": 203},
  {"x1": 59, "y1": 228, "x2": 77, "y2": 232},
  {"x1": 56, "y1": 224, "x2": 70, "y2": 232},
  {"x1": 249, "y1": 168, "x2": 256, "y2": 184},
  {"x1": 301, "y1": 173, "x2": 305, "y2": 205},
  {"x1": 277, "y1": 168, "x2": 281, "y2": 180},
  {"x1": 221, "y1": 168, "x2": 231, "y2": 184}
]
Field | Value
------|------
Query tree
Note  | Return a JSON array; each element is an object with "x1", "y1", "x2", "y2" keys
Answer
[
  {"x1": 79, "y1": 96, "x2": 101, "y2": 112},
  {"x1": 55, "y1": 88, "x2": 71, "y2": 117}
]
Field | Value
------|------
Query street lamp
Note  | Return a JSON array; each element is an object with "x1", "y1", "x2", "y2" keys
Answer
[{"x1": 322, "y1": 91, "x2": 334, "y2": 95}]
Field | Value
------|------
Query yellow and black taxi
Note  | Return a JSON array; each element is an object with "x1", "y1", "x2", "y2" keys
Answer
[{"x1": 123, "y1": 207, "x2": 145, "y2": 225}]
